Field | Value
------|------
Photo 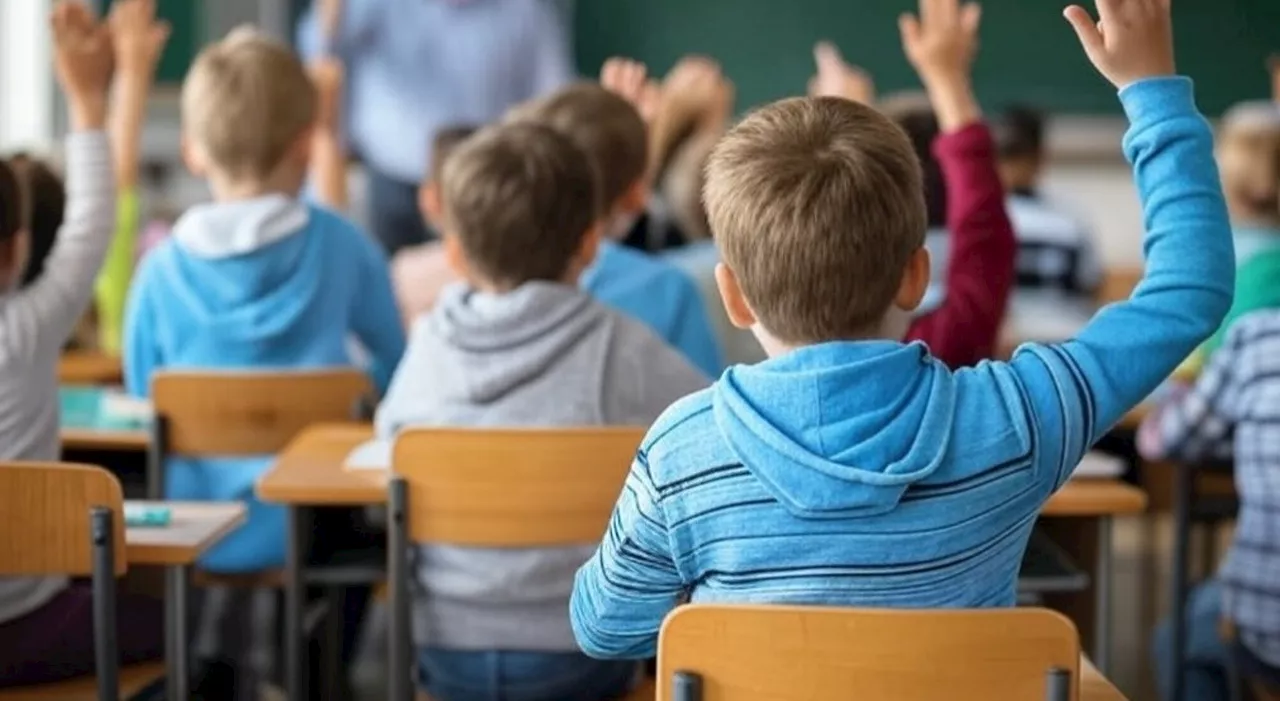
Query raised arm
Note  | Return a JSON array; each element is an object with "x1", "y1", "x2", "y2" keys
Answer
[
  {"x1": 0, "y1": 3, "x2": 114, "y2": 362},
  {"x1": 308, "y1": 58, "x2": 349, "y2": 210},
  {"x1": 96, "y1": 0, "x2": 168, "y2": 354},
  {"x1": 897, "y1": 0, "x2": 1016, "y2": 367},
  {"x1": 1007, "y1": 0, "x2": 1234, "y2": 489}
]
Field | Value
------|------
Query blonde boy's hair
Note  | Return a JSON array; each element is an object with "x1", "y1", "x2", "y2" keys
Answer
[
  {"x1": 182, "y1": 27, "x2": 317, "y2": 180},
  {"x1": 442, "y1": 122, "x2": 600, "y2": 288},
  {"x1": 704, "y1": 97, "x2": 926, "y2": 344},
  {"x1": 509, "y1": 83, "x2": 646, "y2": 213}
]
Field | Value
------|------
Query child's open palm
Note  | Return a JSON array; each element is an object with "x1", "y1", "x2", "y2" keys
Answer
[
  {"x1": 1064, "y1": 0, "x2": 1174, "y2": 89},
  {"x1": 601, "y1": 57, "x2": 662, "y2": 124},
  {"x1": 52, "y1": 2, "x2": 113, "y2": 101},
  {"x1": 109, "y1": 0, "x2": 171, "y2": 76},
  {"x1": 807, "y1": 41, "x2": 875, "y2": 105},
  {"x1": 899, "y1": 0, "x2": 982, "y2": 83}
]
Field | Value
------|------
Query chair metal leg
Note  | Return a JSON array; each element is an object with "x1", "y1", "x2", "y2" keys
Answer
[
  {"x1": 91, "y1": 507, "x2": 120, "y2": 701},
  {"x1": 1094, "y1": 516, "x2": 1114, "y2": 674},
  {"x1": 389, "y1": 478, "x2": 413, "y2": 701},
  {"x1": 1045, "y1": 667, "x2": 1071, "y2": 701},
  {"x1": 1170, "y1": 461, "x2": 1195, "y2": 701},
  {"x1": 165, "y1": 565, "x2": 190, "y2": 701},
  {"x1": 323, "y1": 586, "x2": 344, "y2": 700},
  {"x1": 285, "y1": 505, "x2": 307, "y2": 701},
  {"x1": 146, "y1": 414, "x2": 168, "y2": 500},
  {"x1": 673, "y1": 671, "x2": 703, "y2": 701}
]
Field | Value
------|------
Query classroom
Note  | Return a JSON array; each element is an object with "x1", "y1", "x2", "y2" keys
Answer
[{"x1": 0, "y1": 0, "x2": 1277, "y2": 699}]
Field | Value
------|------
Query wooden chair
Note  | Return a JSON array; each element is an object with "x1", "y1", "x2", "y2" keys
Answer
[
  {"x1": 656, "y1": 605, "x2": 1080, "y2": 701},
  {"x1": 386, "y1": 427, "x2": 653, "y2": 701},
  {"x1": 148, "y1": 369, "x2": 372, "y2": 589},
  {"x1": 58, "y1": 350, "x2": 123, "y2": 385},
  {"x1": 0, "y1": 462, "x2": 164, "y2": 701}
]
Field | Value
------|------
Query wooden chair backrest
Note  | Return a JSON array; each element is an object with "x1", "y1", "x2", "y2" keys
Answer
[
  {"x1": 657, "y1": 605, "x2": 1081, "y2": 701},
  {"x1": 392, "y1": 427, "x2": 645, "y2": 546},
  {"x1": 0, "y1": 462, "x2": 126, "y2": 576},
  {"x1": 152, "y1": 369, "x2": 370, "y2": 456}
]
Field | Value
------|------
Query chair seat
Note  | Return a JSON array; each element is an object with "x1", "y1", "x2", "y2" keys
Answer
[
  {"x1": 417, "y1": 676, "x2": 656, "y2": 701},
  {"x1": 0, "y1": 662, "x2": 165, "y2": 700}
]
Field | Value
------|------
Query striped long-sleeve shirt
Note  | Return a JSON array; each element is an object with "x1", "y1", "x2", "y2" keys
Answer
[
  {"x1": 1140, "y1": 310, "x2": 1280, "y2": 668},
  {"x1": 570, "y1": 77, "x2": 1235, "y2": 660}
]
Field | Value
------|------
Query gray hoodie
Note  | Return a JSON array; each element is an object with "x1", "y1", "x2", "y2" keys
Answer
[{"x1": 375, "y1": 281, "x2": 708, "y2": 651}]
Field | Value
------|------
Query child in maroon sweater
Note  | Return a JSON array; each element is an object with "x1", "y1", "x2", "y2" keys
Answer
[{"x1": 810, "y1": 31, "x2": 1015, "y2": 368}]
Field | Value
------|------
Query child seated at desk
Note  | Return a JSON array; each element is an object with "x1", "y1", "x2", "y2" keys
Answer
[
  {"x1": 375, "y1": 121, "x2": 706, "y2": 701},
  {"x1": 570, "y1": 0, "x2": 1235, "y2": 659},
  {"x1": 0, "y1": 1, "x2": 166, "y2": 687},
  {"x1": 1141, "y1": 309, "x2": 1280, "y2": 701},
  {"x1": 122, "y1": 26, "x2": 405, "y2": 695}
]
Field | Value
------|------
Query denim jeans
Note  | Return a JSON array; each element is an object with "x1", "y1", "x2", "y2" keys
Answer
[
  {"x1": 366, "y1": 167, "x2": 432, "y2": 256},
  {"x1": 1152, "y1": 579, "x2": 1229, "y2": 701},
  {"x1": 418, "y1": 648, "x2": 638, "y2": 701}
]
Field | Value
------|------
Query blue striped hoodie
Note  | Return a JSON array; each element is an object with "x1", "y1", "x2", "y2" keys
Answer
[{"x1": 569, "y1": 77, "x2": 1235, "y2": 659}]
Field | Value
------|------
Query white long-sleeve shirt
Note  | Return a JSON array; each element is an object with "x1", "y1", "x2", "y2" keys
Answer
[{"x1": 0, "y1": 131, "x2": 115, "y2": 625}]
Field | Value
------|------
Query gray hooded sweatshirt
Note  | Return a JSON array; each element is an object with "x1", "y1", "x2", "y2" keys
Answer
[{"x1": 375, "y1": 281, "x2": 708, "y2": 651}]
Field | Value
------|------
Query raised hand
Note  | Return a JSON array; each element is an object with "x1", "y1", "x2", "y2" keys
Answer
[
  {"x1": 899, "y1": 0, "x2": 982, "y2": 86},
  {"x1": 1064, "y1": 0, "x2": 1174, "y2": 89},
  {"x1": 52, "y1": 1, "x2": 114, "y2": 130},
  {"x1": 310, "y1": 57, "x2": 346, "y2": 132},
  {"x1": 663, "y1": 56, "x2": 731, "y2": 130},
  {"x1": 601, "y1": 57, "x2": 661, "y2": 124},
  {"x1": 109, "y1": 0, "x2": 170, "y2": 77},
  {"x1": 807, "y1": 41, "x2": 875, "y2": 104}
]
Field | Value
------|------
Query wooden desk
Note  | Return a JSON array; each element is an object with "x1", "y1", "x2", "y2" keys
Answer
[
  {"x1": 125, "y1": 501, "x2": 246, "y2": 566},
  {"x1": 58, "y1": 351, "x2": 122, "y2": 385},
  {"x1": 59, "y1": 386, "x2": 149, "y2": 452},
  {"x1": 124, "y1": 501, "x2": 245, "y2": 701}
]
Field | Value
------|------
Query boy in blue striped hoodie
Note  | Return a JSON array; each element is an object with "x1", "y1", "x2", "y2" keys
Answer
[{"x1": 570, "y1": 0, "x2": 1235, "y2": 659}]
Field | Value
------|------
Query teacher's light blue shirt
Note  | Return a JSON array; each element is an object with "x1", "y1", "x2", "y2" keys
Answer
[{"x1": 298, "y1": 0, "x2": 575, "y2": 183}]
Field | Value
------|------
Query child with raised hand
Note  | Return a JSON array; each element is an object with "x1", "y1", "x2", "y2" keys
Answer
[
  {"x1": 0, "y1": 2, "x2": 165, "y2": 687},
  {"x1": 571, "y1": 0, "x2": 1234, "y2": 659},
  {"x1": 813, "y1": 0, "x2": 1017, "y2": 369}
]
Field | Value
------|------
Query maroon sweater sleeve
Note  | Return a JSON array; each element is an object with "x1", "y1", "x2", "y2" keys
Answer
[{"x1": 904, "y1": 122, "x2": 1016, "y2": 368}]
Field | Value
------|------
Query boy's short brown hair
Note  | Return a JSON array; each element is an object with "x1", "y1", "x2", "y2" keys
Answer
[
  {"x1": 182, "y1": 28, "x2": 317, "y2": 180},
  {"x1": 704, "y1": 96, "x2": 926, "y2": 344},
  {"x1": 510, "y1": 83, "x2": 646, "y2": 212},
  {"x1": 442, "y1": 122, "x2": 599, "y2": 288},
  {"x1": 429, "y1": 125, "x2": 478, "y2": 183}
]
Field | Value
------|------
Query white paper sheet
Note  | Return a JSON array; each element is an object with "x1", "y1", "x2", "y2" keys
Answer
[{"x1": 344, "y1": 439, "x2": 391, "y2": 471}]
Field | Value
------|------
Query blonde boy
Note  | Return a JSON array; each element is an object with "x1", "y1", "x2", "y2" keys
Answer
[
  {"x1": 571, "y1": 0, "x2": 1236, "y2": 658},
  {"x1": 123, "y1": 27, "x2": 405, "y2": 693}
]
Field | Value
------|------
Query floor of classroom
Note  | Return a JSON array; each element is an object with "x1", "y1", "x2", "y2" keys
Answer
[{"x1": 306, "y1": 514, "x2": 1198, "y2": 701}]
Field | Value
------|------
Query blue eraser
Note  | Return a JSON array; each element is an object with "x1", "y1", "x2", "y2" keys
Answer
[{"x1": 124, "y1": 504, "x2": 171, "y2": 528}]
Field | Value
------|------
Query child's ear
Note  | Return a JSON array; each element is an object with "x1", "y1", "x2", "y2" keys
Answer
[
  {"x1": 418, "y1": 181, "x2": 443, "y2": 227},
  {"x1": 714, "y1": 262, "x2": 757, "y2": 329},
  {"x1": 893, "y1": 246, "x2": 931, "y2": 312},
  {"x1": 180, "y1": 135, "x2": 208, "y2": 177}
]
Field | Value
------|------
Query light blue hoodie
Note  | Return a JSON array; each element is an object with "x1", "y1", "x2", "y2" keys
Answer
[
  {"x1": 570, "y1": 77, "x2": 1236, "y2": 658},
  {"x1": 124, "y1": 195, "x2": 405, "y2": 571}
]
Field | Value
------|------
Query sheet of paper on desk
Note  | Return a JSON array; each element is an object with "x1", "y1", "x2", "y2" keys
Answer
[
  {"x1": 345, "y1": 439, "x2": 391, "y2": 471},
  {"x1": 101, "y1": 391, "x2": 153, "y2": 421},
  {"x1": 1071, "y1": 451, "x2": 1125, "y2": 479}
]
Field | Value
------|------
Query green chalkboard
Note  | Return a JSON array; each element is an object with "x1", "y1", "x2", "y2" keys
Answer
[
  {"x1": 103, "y1": 0, "x2": 199, "y2": 84},
  {"x1": 574, "y1": 0, "x2": 1280, "y2": 115}
]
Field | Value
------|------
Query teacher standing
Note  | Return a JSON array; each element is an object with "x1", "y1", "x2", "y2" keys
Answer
[{"x1": 298, "y1": 0, "x2": 575, "y2": 254}]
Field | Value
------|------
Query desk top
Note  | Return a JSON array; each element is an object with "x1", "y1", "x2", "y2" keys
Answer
[
  {"x1": 124, "y1": 501, "x2": 246, "y2": 566},
  {"x1": 59, "y1": 386, "x2": 149, "y2": 452},
  {"x1": 257, "y1": 423, "x2": 1148, "y2": 516},
  {"x1": 58, "y1": 351, "x2": 123, "y2": 385}
]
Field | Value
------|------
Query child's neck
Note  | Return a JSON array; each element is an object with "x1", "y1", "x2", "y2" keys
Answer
[
  {"x1": 753, "y1": 310, "x2": 913, "y2": 359},
  {"x1": 208, "y1": 169, "x2": 305, "y2": 203}
]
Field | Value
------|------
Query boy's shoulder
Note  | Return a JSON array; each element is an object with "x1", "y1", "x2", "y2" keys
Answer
[
  {"x1": 639, "y1": 383, "x2": 719, "y2": 457},
  {"x1": 304, "y1": 203, "x2": 381, "y2": 251}
]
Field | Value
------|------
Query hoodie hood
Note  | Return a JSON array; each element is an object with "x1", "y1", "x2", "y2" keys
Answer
[
  {"x1": 713, "y1": 341, "x2": 957, "y2": 518},
  {"x1": 158, "y1": 195, "x2": 320, "y2": 342},
  {"x1": 423, "y1": 282, "x2": 607, "y2": 404}
]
